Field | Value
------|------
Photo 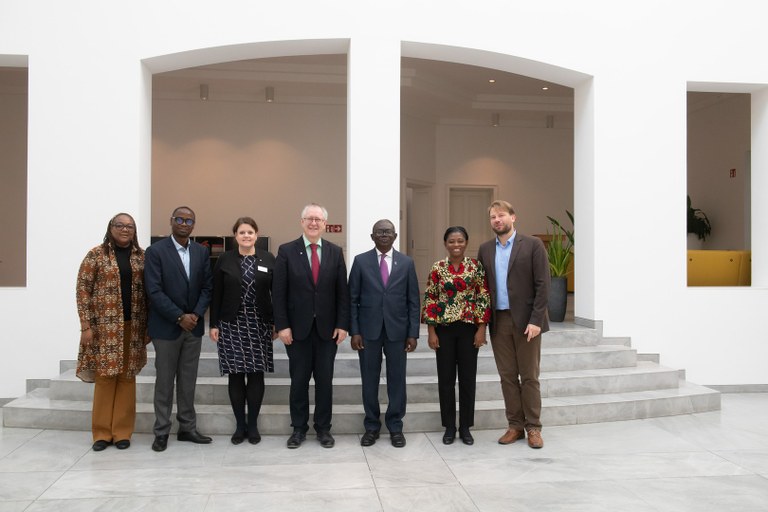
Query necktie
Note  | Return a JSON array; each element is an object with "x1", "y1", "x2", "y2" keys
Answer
[
  {"x1": 380, "y1": 253, "x2": 389, "y2": 287},
  {"x1": 310, "y1": 243, "x2": 320, "y2": 284}
]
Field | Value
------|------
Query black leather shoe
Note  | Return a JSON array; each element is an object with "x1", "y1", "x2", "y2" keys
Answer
[
  {"x1": 442, "y1": 427, "x2": 456, "y2": 445},
  {"x1": 360, "y1": 430, "x2": 380, "y2": 446},
  {"x1": 92, "y1": 440, "x2": 112, "y2": 452},
  {"x1": 287, "y1": 430, "x2": 306, "y2": 449},
  {"x1": 248, "y1": 427, "x2": 261, "y2": 445},
  {"x1": 459, "y1": 428, "x2": 474, "y2": 446},
  {"x1": 115, "y1": 439, "x2": 131, "y2": 450},
  {"x1": 390, "y1": 432, "x2": 406, "y2": 448},
  {"x1": 317, "y1": 431, "x2": 335, "y2": 448},
  {"x1": 231, "y1": 428, "x2": 246, "y2": 445},
  {"x1": 151, "y1": 435, "x2": 168, "y2": 452},
  {"x1": 177, "y1": 430, "x2": 212, "y2": 444}
]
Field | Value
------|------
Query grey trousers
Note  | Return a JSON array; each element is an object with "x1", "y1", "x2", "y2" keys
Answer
[{"x1": 152, "y1": 331, "x2": 202, "y2": 436}]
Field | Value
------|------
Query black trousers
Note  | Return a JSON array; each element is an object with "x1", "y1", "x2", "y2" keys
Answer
[
  {"x1": 285, "y1": 322, "x2": 338, "y2": 433},
  {"x1": 435, "y1": 322, "x2": 479, "y2": 429}
]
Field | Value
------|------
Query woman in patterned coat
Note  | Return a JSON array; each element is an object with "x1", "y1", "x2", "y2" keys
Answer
[
  {"x1": 76, "y1": 213, "x2": 148, "y2": 451},
  {"x1": 209, "y1": 217, "x2": 276, "y2": 445},
  {"x1": 422, "y1": 226, "x2": 491, "y2": 446}
]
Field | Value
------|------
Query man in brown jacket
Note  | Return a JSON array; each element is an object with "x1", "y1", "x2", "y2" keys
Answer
[{"x1": 477, "y1": 200, "x2": 550, "y2": 449}]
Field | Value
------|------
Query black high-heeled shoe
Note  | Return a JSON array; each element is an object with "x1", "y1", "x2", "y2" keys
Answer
[
  {"x1": 231, "y1": 428, "x2": 247, "y2": 445},
  {"x1": 248, "y1": 426, "x2": 261, "y2": 445}
]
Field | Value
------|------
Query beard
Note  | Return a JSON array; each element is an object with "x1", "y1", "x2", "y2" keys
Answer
[{"x1": 492, "y1": 224, "x2": 512, "y2": 236}]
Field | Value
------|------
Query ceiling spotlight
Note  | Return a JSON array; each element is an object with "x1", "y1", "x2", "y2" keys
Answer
[
  {"x1": 488, "y1": 79, "x2": 496, "y2": 83},
  {"x1": 492, "y1": 113, "x2": 500, "y2": 127},
  {"x1": 542, "y1": 86, "x2": 549, "y2": 91},
  {"x1": 265, "y1": 86, "x2": 274, "y2": 103},
  {"x1": 199, "y1": 84, "x2": 209, "y2": 101}
]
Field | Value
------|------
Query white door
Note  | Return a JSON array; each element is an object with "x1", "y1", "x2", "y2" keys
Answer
[
  {"x1": 449, "y1": 187, "x2": 495, "y2": 258},
  {"x1": 406, "y1": 184, "x2": 433, "y2": 295}
]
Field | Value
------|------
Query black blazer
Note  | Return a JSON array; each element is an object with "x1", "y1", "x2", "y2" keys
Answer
[
  {"x1": 272, "y1": 236, "x2": 350, "y2": 341},
  {"x1": 144, "y1": 236, "x2": 213, "y2": 339},
  {"x1": 210, "y1": 248, "x2": 275, "y2": 328}
]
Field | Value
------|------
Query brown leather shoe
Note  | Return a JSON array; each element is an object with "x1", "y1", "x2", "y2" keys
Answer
[
  {"x1": 498, "y1": 428, "x2": 525, "y2": 445},
  {"x1": 526, "y1": 427, "x2": 544, "y2": 449}
]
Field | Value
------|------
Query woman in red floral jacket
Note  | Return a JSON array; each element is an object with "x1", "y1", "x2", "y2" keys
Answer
[
  {"x1": 76, "y1": 213, "x2": 148, "y2": 451},
  {"x1": 422, "y1": 226, "x2": 491, "y2": 446}
]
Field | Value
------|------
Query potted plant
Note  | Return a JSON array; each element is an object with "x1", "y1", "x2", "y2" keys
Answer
[
  {"x1": 687, "y1": 195, "x2": 711, "y2": 246},
  {"x1": 546, "y1": 211, "x2": 573, "y2": 322}
]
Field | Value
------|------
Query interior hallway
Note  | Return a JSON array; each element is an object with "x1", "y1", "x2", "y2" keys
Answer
[{"x1": 0, "y1": 393, "x2": 766, "y2": 511}]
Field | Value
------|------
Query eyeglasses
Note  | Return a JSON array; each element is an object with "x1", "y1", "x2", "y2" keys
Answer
[
  {"x1": 172, "y1": 217, "x2": 195, "y2": 226},
  {"x1": 374, "y1": 229, "x2": 394, "y2": 236},
  {"x1": 112, "y1": 223, "x2": 135, "y2": 231},
  {"x1": 302, "y1": 217, "x2": 326, "y2": 224}
]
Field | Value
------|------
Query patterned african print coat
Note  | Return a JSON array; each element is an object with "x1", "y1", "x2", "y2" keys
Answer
[{"x1": 76, "y1": 244, "x2": 149, "y2": 382}]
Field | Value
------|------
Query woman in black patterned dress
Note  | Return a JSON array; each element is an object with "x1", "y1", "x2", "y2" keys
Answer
[{"x1": 209, "y1": 217, "x2": 276, "y2": 444}]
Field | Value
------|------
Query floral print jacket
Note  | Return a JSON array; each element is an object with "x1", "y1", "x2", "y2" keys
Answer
[{"x1": 421, "y1": 257, "x2": 491, "y2": 326}]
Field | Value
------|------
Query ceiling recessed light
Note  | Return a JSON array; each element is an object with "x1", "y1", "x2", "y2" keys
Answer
[
  {"x1": 488, "y1": 79, "x2": 496, "y2": 83},
  {"x1": 542, "y1": 86, "x2": 549, "y2": 91}
]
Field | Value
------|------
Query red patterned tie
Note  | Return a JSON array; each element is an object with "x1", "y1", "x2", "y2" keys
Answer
[{"x1": 310, "y1": 243, "x2": 320, "y2": 284}]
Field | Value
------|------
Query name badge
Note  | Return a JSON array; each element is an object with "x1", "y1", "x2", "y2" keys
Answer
[{"x1": 258, "y1": 266, "x2": 268, "y2": 273}]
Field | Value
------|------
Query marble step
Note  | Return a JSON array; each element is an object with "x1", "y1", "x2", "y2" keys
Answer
[
  {"x1": 128, "y1": 345, "x2": 637, "y2": 379},
  {"x1": 56, "y1": 324, "x2": 604, "y2": 375},
  {"x1": 2, "y1": 381, "x2": 720, "y2": 434},
  {"x1": 47, "y1": 361, "x2": 679, "y2": 404},
  {"x1": 191, "y1": 324, "x2": 601, "y2": 354}
]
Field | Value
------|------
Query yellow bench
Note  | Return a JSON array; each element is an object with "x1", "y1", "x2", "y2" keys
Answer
[{"x1": 687, "y1": 250, "x2": 751, "y2": 286}]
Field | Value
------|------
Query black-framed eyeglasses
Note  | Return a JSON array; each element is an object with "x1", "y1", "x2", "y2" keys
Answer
[
  {"x1": 374, "y1": 229, "x2": 394, "y2": 236},
  {"x1": 112, "y1": 223, "x2": 136, "y2": 231},
  {"x1": 172, "y1": 217, "x2": 195, "y2": 226},
  {"x1": 302, "y1": 217, "x2": 325, "y2": 224}
]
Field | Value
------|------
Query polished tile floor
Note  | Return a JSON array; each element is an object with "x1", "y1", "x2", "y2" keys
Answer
[{"x1": 1, "y1": 393, "x2": 767, "y2": 512}]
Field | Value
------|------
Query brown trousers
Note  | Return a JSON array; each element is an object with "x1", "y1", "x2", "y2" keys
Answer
[
  {"x1": 490, "y1": 310, "x2": 542, "y2": 430},
  {"x1": 92, "y1": 321, "x2": 137, "y2": 442}
]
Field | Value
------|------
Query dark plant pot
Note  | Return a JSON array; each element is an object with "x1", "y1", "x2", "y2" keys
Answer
[{"x1": 548, "y1": 276, "x2": 568, "y2": 322}]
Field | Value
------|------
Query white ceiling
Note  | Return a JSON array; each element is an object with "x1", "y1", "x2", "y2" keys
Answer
[{"x1": 152, "y1": 55, "x2": 576, "y2": 128}]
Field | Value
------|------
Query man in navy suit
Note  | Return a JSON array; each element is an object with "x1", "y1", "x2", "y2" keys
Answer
[
  {"x1": 349, "y1": 219, "x2": 419, "y2": 447},
  {"x1": 272, "y1": 203, "x2": 350, "y2": 449},
  {"x1": 144, "y1": 206, "x2": 213, "y2": 452}
]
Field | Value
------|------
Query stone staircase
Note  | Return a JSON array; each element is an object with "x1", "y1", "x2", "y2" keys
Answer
[{"x1": 2, "y1": 322, "x2": 720, "y2": 434}]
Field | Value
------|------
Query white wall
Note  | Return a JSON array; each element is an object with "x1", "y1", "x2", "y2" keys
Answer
[
  {"x1": 152, "y1": 99, "x2": 348, "y2": 250},
  {"x1": 1, "y1": 0, "x2": 767, "y2": 397}
]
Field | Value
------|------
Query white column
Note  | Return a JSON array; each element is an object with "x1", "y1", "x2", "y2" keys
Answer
[
  {"x1": 573, "y1": 78, "x2": 595, "y2": 322},
  {"x1": 751, "y1": 87, "x2": 768, "y2": 287},
  {"x1": 346, "y1": 37, "x2": 401, "y2": 261}
]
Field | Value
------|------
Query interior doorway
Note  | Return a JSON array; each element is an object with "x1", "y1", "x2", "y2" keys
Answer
[
  {"x1": 448, "y1": 186, "x2": 495, "y2": 258},
  {"x1": 406, "y1": 182, "x2": 434, "y2": 293}
]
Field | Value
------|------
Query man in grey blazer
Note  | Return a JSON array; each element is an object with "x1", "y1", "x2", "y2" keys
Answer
[
  {"x1": 144, "y1": 206, "x2": 213, "y2": 452},
  {"x1": 477, "y1": 200, "x2": 550, "y2": 449},
  {"x1": 349, "y1": 219, "x2": 419, "y2": 448}
]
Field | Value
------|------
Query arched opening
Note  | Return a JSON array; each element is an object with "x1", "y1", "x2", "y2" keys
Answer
[{"x1": 400, "y1": 43, "x2": 591, "y2": 320}]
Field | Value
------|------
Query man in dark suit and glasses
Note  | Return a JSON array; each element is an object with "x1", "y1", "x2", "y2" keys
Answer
[
  {"x1": 272, "y1": 203, "x2": 350, "y2": 449},
  {"x1": 144, "y1": 206, "x2": 213, "y2": 452},
  {"x1": 349, "y1": 219, "x2": 419, "y2": 447},
  {"x1": 477, "y1": 200, "x2": 550, "y2": 449}
]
